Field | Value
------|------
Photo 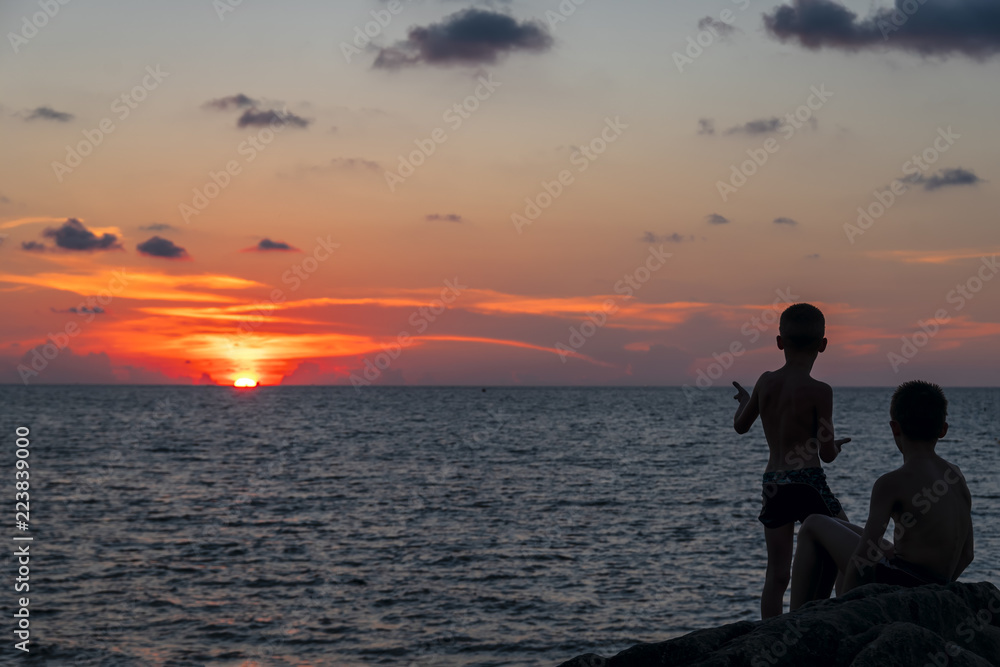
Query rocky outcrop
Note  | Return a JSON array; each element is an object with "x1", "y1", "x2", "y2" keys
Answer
[{"x1": 558, "y1": 582, "x2": 1000, "y2": 666}]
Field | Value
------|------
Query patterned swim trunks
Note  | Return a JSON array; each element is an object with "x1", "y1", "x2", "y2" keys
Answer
[{"x1": 758, "y1": 467, "x2": 843, "y2": 529}]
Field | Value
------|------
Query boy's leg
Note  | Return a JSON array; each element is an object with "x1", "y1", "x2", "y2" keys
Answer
[
  {"x1": 762, "y1": 523, "x2": 795, "y2": 619},
  {"x1": 790, "y1": 515, "x2": 861, "y2": 611},
  {"x1": 832, "y1": 510, "x2": 852, "y2": 595}
]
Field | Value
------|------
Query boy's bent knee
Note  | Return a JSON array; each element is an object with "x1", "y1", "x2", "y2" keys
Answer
[{"x1": 799, "y1": 514, "x2": 824, "y2": 535}]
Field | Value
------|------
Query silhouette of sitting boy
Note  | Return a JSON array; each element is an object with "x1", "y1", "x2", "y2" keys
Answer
[{"x1": 790, "y1": 380, "x2": 974, "y2": 609}]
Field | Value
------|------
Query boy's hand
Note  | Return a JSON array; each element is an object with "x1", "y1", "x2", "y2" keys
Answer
[
  {"x1": 834, "y1": 437, "x2": 851, "y2": 453},
  {"x1": 733, "y1": 381, "x2": 750, "y2": 403}
]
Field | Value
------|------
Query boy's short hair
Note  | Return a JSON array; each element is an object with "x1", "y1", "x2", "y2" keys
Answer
[
  {"x1": 890, "y1": 380, "x2": 948, "y2": 441},
  {"x1": 779, "y1": 303, "x2": 825, "y2": 350}
]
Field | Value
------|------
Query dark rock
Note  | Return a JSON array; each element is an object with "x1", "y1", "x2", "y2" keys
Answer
[{"x1": 557, "y1": 582, "x2": 1000, "y2": 666}]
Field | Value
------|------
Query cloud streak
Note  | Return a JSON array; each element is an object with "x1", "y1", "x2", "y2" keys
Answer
[
  {"x1": 641, "y1": 232, "x2": 694, "y2": 243},
  {"x1": 42, "y1": 219, "x2": 122, "y2": 252},
  {"x1": 137, "y1": 236, "x2": 189, "y2": 259},
  {"x1": 374, "y1": 8, "x2": 553, "y2": 69},
  {"x1": 202, "y1": 94, "x2": 259, "y2": 110},
  {"x1": 911, "y1": 167, "x2": 984, "y2": 191},
  {"x1": 24, "y1": 106, "x2": 74, "y2": 122},
  {"x1": 244, "y1": 239, "x2": 300, "y2": 252},
  {"x1": 237, "y1": 108, "x2": 310, "y2": 129},
  {"x1": 764, "y1": 0, "x2": 1000, "y2": 59},
  {"x1": 724, "y1": 117, "x2": 784, "y2": 136}
]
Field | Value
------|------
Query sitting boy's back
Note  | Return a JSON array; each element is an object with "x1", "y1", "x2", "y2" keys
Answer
[{"x1": 853, "y1": 381, "x2": 974, "y2": 586}]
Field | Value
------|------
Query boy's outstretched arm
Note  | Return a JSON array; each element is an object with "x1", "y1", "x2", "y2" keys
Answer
[
  {"x1": 844, "y1": 476, "x2": 894, "y2": 592},
  {"x1": 733, "y1": 377, "x2": 762, "y2": 434}
]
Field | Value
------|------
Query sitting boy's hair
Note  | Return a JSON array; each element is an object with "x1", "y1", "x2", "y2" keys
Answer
[
  {"x1": 890, "y1": 380, "x2": 948, "y2": 441},
  {"x1": 779, "y1": 303, "x2": 825, "y2": 350}
]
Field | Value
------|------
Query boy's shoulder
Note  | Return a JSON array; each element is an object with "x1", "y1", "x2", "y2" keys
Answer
[
  {"x1": 875, "y1": 457, "x2": 970, "y2": 496},
  {"x1": 764, "y1": 369, "x2": 830, "y2": 395}
]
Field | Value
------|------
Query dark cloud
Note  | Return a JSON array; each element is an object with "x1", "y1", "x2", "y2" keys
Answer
[
  {"x1": 248, "y1": 238, "x2": 300, "y2": 252},
  {"x1": 237, "y1": 108, "x2": 310, "y2": 129},
  {"x1": 374, "y1": 8, "x2": 554, "y2": 69},
  {"x1": 764, "y1": 0, "x2": 1000, "y2": 59},
  {"x1": 426, "y1": 213, "x2": 463, "y2": 223},
  {"x1": 41, "y1": 219, "x2": 121, "y2": 251},
  {"x1": 806, "y1": 253, "x2": 821, "y2": 259},
  {"x1": 21, "y1": 241, "x2": 46, "y2": 252},
  {"x1": 286, "y1": 158, "x2": 384, "y2": 179},
  {"x1": 203, "y1": 94, "x2": 259, "y2": 110},
  {"x1": 908, "y1": 167, "x2": 984, "y2": 191},
  {"x1": 724, "y1": 117, "x2": 784, "y2": 135},
  {"x1": 325, "y1": 158, "x2": 382, "y2": 171},
  {"x1": 706, "y1": 213, "x2": 731, "y2": 225},
  {"x1": 0, "y1": 194, "x2": 10, "y2": 204},
  {"x1": 24, "y1": 106, "x2": 74, "y2": 122},
  {"x1": 774, "y1": 217, "x2": 799, "y2": 225},
  {"x1": 698, "y1": 16, "x2": 737, "y2": 37},
  {"x1": 697, "y1": 118, "x2": 716, "y2": 136},
  {"x1": 139, "y1": 222, "x2": 176, "y2": 232},
  {"x1": 641, "y1": 232, "x2": 694, "y2": 243},
  {"x1": 51, "y1": 306, "x2": 105, "y2": 315},
  {"x1": 137, "y1": 236, "x2": 188, "y2": 259}
]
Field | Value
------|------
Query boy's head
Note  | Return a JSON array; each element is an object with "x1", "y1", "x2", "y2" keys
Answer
[
  {"x1": 890, "y1": 380, "x2": 948, "y2": 442},
  {"x1": 778, "y1": 303, "x2": 826, "y2": 352}
]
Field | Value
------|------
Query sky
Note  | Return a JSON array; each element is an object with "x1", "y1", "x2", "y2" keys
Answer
[{"x1": 1, "y1": 0, "x2": 998, "y2": 387}]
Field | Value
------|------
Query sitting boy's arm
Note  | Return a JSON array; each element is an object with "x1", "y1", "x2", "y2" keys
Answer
[
  {"x1": 954, "y1": 524, "x2": 974, "y2": 579},
  {"x1": 733, "y1": 376, "x2": 763, "y2": 434},
  {"x1": 844, "y1": 476, "x2": 894, "y2": 592}
]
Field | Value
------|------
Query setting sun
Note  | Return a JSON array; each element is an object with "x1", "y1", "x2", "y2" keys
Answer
[{"x1": 233, "y1": 378, "x2": 258, "y2": 388}]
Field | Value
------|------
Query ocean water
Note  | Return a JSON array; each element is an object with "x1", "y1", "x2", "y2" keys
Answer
[{"x1": 1, "y1": 386, "x2": 998, "y2": 666}]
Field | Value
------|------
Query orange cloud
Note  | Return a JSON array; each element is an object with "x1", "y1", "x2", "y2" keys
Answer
[{"x1": 867, "y1": 249, "x2": 1000, "y2": 264}]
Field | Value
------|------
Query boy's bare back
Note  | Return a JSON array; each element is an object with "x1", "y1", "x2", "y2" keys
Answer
[
  {"x1": 873, "y1": 455, "x2": 973, "y2": 582},
  {"x1": 756, "y1": 368, "x2": 836, "y2": 472},
  {"x1": 736, "y1": 367, "x2": 844, "y2": 473}
]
